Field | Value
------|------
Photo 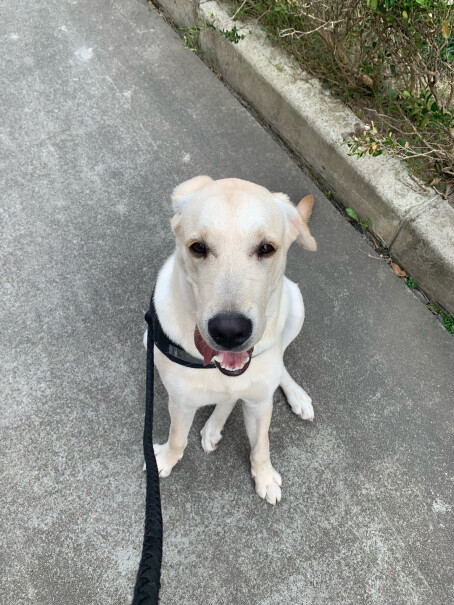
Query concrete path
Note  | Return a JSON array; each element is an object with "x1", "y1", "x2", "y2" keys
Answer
[{"x1": 1, "y1": 1, "x2": 452, "y2": 604}]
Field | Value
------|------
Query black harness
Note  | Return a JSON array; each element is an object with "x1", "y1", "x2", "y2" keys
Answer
[{"x1": 147, "y1": 297, "x2": 214, "y2": 369}]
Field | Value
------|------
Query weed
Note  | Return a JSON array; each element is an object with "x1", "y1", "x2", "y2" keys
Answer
[
  {"x1": 219, "y1": 25, "x2": 245, "y2": 44},
  {"x1": 406, "y1": 279, "x2": 454, "y2": 335},
  {"x1": 429, "y1": 306, "x2": 454, "y2": 334},
  {"x1": 181, "y1": 19, "x2": 215, "y2": 51},
  {"x1": 345, "y1": 207, "x2": 371, "y2": 230},
  {"x1": 227, "y1": 0, "x2": 454, "y2": 189},
  {"x1": 180, "y1": 25, "x2": 200, "y2": 51}
]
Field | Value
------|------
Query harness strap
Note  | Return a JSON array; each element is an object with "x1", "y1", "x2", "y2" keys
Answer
[{"x1": 150, "y1": 298, "x2": 215, "y2": 369}]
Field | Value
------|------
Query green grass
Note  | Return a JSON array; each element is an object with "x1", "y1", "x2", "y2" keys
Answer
[
  {"x1": 226, "y1": 0, "x2": 454, "y2": 191},
  {"x1": 430, "y1": 306, "x2": 454, "y2": 334}
]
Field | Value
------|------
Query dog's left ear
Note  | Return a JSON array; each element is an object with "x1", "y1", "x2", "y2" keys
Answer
[
  {"x1": 294, "y1": 195, "x2": 317, "y2": 251},
  {"x1": 275, "y1": 193, "x2": 317, "y2": 251}
]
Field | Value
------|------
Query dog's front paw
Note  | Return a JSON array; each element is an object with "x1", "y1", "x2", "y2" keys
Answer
[
  {"x1": 200, "y1": 424, "x2": 223, "y2": 453},
  {"x1": 286, "y1": 383, "x2": 314, "y2": 421},
  {"x1": 251, "y1": 464, "x2": 282, "y2": 506},
  {"x1": 153, "y1": 442, "x2": 183, "y2": 477}
]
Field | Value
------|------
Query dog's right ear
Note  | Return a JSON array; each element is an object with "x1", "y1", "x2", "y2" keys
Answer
[
  {"x1": 171, "y1": 176, "x2": 213, "y2": 234},
  {"x1": 171, "y1": 176, "x2": 213, "y2": 215}
]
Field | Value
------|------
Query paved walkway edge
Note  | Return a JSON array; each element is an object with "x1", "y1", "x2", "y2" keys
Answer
[{"x1": 154, "y1": 0, "x2": 454, "y2": 315}]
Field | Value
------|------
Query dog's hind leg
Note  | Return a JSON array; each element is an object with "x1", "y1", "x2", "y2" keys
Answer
[
  {"x1": 200, "y1": 401, "x2": 236, "y2": 453},
  {"x1": 281, "y1": 278, "x2": 305, "y2": 353},
  {"x1": 153, "y1": 397, "x2": 196, "y2": 477},
  {"x1": 280, "y1": 278, "x2": 314, "y2": 421},
  {"x1": 280, "y1": 367, "x2": 314, "y2": 421}
]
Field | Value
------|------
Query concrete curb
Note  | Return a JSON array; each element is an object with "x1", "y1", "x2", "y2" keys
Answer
[{"x1": 155, "y1": 0, "x2": 454, "y2": 315}]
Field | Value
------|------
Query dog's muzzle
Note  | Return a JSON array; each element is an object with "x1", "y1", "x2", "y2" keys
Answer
[{"x1": 194, "y1": 326, "x2": 253, "y2": 377}]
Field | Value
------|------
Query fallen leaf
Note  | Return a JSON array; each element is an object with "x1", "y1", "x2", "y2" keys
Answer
[{"x1": 391, "y1": 262, "x2": 407, "y2": 277}]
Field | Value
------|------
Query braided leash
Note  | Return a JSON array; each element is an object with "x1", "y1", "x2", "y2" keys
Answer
[{"x1": 131, "y1": 298, "x2": 163, "y2": 604}]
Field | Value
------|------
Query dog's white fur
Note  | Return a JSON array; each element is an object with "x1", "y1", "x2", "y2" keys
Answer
[{"x1": 145, "y1": 177, "x2": 316, "y2": 505}]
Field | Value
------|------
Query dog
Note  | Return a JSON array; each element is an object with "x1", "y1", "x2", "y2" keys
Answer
[{"x1": 145, "y1": 176, "x2": 316, "y2": 505}]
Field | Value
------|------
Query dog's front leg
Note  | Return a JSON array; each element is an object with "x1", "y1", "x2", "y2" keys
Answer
[
  {"x1": 200, "y1": 401, "x2": 236, "y2": 453},
  {"x1": 242, "y1": 399, "x2": 282, "y2": 505},
  {"x1": 153, "y1": 397, "x2": 196, "y2": 477}
]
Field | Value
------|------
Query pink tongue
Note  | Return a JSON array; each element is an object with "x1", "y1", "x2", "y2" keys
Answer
[
  {"x1": 194, "y1": 326, "x2": 217, "y2": 366},
  {"x1": 194, "y1": 326, "x2": 249, "y2": 369},
  {"x1": 219, "y1": 352, "x2": 245, "y2": 370}
]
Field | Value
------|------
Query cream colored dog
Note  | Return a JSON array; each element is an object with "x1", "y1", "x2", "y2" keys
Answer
[{"x1": 145, "y1": 176, "x2": 316, "y2": 505}]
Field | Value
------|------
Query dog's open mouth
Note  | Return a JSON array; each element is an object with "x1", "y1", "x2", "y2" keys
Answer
[{"x1": 194, "y1": 326, "x2": 253, "y2": 377}]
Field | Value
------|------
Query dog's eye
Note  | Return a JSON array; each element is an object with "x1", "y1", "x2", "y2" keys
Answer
[
  {"x1": 258, "y1": 243, "x2": 276, "y2": 258},
  {"x1": 189, "y1": 242, "x2": 207, "y2": 257}
]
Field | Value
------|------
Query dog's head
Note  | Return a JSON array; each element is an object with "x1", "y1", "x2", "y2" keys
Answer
[{"x1": 170, "y1": 176, "x2": 316, "y2": 376}]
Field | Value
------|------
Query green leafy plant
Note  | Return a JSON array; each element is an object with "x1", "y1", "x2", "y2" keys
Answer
[
  {"x1": 180, "y1": 25, "x2": 201, "y2": 51},
  {"x1": 401, "y1": 89, "x2": 454, "y2": 131},
  {"x1": 219, "y1": 25, "x2": 245, "y2": 44},
  {"x1": 227, "y1": 0, "x2": 454, "y2": 189},
  {"x1": 345, "y1": 207, "x2": 371, "y2": 230},
  {"x1": 181, "y1": 20, "x2": 215, "y2": 51},
  {"x1": 429, "y1": 305, "x2": 454, "y2": 334},
  {"x1": 344, "y1": 122, "x2": 390, "y2": 158},
  {"x1": 403, "y1": 277, "x2": 454, "y2": 334}
]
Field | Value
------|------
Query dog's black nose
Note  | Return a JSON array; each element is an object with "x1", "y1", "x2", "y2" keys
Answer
[{"x1": 208, "y1": 313, "x2": 253, "y2": 349}]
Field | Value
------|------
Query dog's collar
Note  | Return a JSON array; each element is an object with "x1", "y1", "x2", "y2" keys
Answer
[{"x1": 145, "y1": 297, "x2": 215, "y2": 369}]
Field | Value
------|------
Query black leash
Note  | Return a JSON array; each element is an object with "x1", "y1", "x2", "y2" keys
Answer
[
  {"x1": 132, "y1": 297, "x2": 163, "y2": 604},
  {"x1": 132, "y1": 295, "x2": 215, "y2": 604}
]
